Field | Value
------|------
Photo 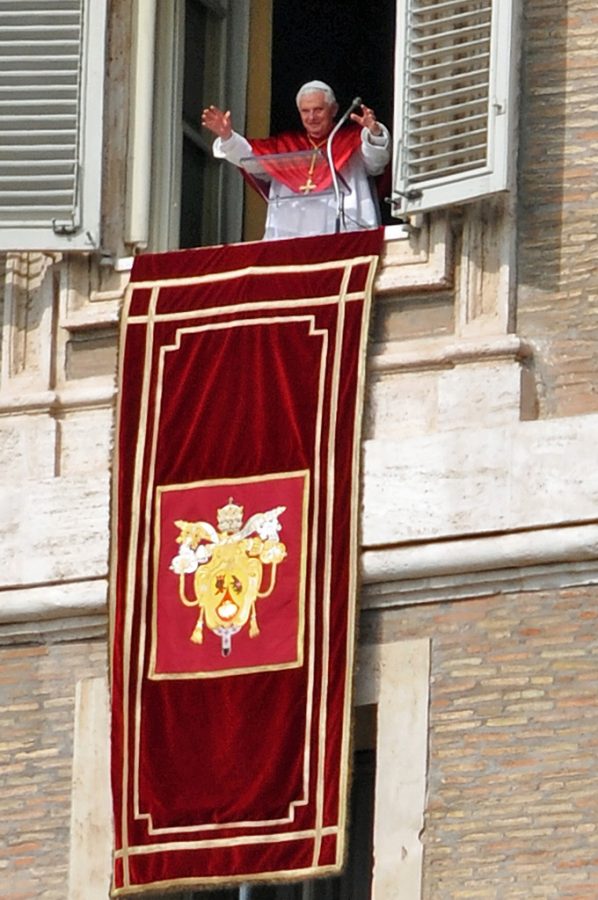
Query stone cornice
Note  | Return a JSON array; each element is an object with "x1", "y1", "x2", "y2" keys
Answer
[
  {"x1": 3, "y1": 521, "x2": 598, "y2": 643},
  {"x1": 361, "y1": 521, "x2": 598, "y2": 609},
  {"x1": 0, "y1": 379, "x2": 116, "y2": 416},
  {"x1": 0, "y1": 579, "x2": 109, "y2": 645},
  {"x1": 368, "y1": 334, "x2": 533, "y2": 375}
]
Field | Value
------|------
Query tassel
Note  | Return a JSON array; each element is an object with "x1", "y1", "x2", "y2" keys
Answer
[
  {"x1": 249, "y1": 602, "x2": 260, "y2": 638},
  {"x1": 190, "y1": 608, "x2": 204, "y2": 644}
]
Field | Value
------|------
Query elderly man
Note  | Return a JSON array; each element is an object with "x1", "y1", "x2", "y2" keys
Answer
[{"x1": 202, "y1": 81, "x2": 391, "y2": 240}]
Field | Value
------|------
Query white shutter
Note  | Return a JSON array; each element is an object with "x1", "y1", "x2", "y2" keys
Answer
[
  {"x1": 392, "y1": 0, "x2": 518, "y2": 215},
  {"x1": 0, "y1": 0, "x2": 106, "y2": 250}
]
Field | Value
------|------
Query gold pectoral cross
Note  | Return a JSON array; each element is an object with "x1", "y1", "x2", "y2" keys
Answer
[
  {"x1": 299, "y1": 144, "x2": 323, "y2": 194},
  {"x1": 299, "y1": 176, "x2": 316, "y2": 194}
]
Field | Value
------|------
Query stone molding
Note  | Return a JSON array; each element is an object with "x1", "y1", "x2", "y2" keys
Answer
[
  {"x1": 355, "y1": 639, "x2": 430, "y2": 900},
  {"x1": 3, "y1": 520, "x2": 598, "y2": 644},
  {"x1": 68, "y1": 677, "x2": 112, "y2": 900},
  {"x1": 362, "y1": 413, "x2": 598, "y2": 544},
  {"x1": 376, "y1": 215, "x2": 452, "y2": 295},
  {"x1": 368, "y1": 333, "x2": 532, "y2": 375},
  {"x1": 361, "y1": 522, "x2": 598, "y2": 609},
  {"x1": 0, "y1": 580, "x2": 109, "y2": 646},
  {"x1": 0, "y1": 378, "x2": 115, "y2": 415}
]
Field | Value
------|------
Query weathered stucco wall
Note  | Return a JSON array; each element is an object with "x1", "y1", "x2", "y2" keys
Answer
[{"x1": 517, "y1": 0, "x2": 598, "y2": 418}]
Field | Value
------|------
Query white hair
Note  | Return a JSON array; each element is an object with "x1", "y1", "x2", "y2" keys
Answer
[{"x1": 295, "y1": 80, "x2": 337, "y2": 109}]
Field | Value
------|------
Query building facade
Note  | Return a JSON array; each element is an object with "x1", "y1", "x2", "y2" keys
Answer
[{"x1": 2, "y1": 1, "x2": 598, "y2": 897}]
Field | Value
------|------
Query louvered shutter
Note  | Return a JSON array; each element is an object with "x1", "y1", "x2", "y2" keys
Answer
[
  {"x1": 392, "y1": 0, "x2": 518, "y2": 215},
  {"x1": 0, "y1": 0, "x2": 107, "y2": 250}
]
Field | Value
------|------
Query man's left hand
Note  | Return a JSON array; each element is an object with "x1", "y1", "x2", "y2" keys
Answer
[{"x1": 350, "y1": 104, "x2": 382, "y2": 136}]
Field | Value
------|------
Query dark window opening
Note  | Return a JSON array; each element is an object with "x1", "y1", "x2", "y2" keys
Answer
[
  {"x1": 270, "y1": 0, "x2": 395, "y2": 140},
  {"x1": 178, "y1": 0, "x2": 396, "y2": 247},
  {"x1": 270, "y1": 0, "x2": 395, "y2": 226},
  {"x1": 183, "y1": 748, "x2": 376, "y2": 899},
  {"x1": 180, "y1": 0, "x2": 224, "y2": 249}
]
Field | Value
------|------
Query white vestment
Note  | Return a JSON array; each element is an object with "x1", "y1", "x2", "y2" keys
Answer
[{"x1": 213, "y1": 126, "x2": 391, "y2": 240}]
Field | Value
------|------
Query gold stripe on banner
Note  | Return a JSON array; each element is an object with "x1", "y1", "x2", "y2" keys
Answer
[
  {"x1": 149, "y1": 469, "x2": 310, "y2": 680},
  {"x1": 312, "y1": 260, "x2": 351, "y2": 869},
  {"x1": 127, "y1": 254, "x2": 379, "y2": 290},
  {"x1": 132, "y1": 315, "x2": 328, "y2": 835},
  {"x1": 119, "y1": 284, "x2": 160, "y2": 889}
]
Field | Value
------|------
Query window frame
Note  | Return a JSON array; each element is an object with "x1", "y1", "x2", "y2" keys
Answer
[{"x1": 146, "y1": 0, "x2": 250, "y2": 252}]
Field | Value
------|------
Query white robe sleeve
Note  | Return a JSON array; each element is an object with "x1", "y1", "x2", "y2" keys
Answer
[
  {"x1": 360, "y1": 123, "x2": 391, "y2": 176},
  {"x1": 212, "y1": 131, "x2": 254, "y2": 167}
]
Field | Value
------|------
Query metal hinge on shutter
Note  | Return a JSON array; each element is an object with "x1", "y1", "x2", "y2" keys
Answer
[{"x1": 53, "y1": 218, "x2": 79, "y2": 236}]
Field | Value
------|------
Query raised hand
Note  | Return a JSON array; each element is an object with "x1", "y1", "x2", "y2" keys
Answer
[
  {"x1": 350, "y1": 104, "x2": 382, "y2": 137},
  {"x1": 201, "y1": 106, "x2": 233, "y2": 140}
]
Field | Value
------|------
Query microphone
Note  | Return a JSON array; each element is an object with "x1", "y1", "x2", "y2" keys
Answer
[
  {"x1": 326, "y1": 96, "x2": 363, "y2": 233},
  {"x1": 338, "y1": 96, "x2": 362, "y2": 125}
]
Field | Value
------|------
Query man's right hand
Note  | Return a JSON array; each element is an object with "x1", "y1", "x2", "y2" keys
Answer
[{"x1": 201, "y1": 106, "x2": 233, "y2": 140}]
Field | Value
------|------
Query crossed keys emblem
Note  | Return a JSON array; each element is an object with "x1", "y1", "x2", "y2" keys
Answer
[{"x1": 170, "y1": 498, "x2": 287, "y2": 657}]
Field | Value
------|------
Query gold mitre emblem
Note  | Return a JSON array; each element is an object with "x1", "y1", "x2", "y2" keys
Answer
[{"x1": 170, "y1": 498, "x2": 287, "y2": 656}]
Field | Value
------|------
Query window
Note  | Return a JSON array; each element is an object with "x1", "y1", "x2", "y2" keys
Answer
[
  {"x1": 182, "y1": 750, "x2": 375, "y2": 900},
  {"x1": 148, "y1": 0, "x2": 250, "y2": 251},
  {"x1": 0, "y1": 0, "x2": 107, "y2": 251},
  {"x1": 392, "y1": 0, "x2": 518, "y2": 214},
  {"x1": 0, "y1": 0, "x2": 518, "y2": 254},
  {"x1": 179, "y1": 0, "x2": 225, "y2": 248},
  {"x1": 69, "y1": 642, "x2": 430, "y2": 899},
  {"x1": 144, "y1": 0, "x2": 517, "y2": 249}
]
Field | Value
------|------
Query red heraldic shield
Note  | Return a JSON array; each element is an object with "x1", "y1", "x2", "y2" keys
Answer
[{"x1": 110, "y1": 229, "x2": 383, "y2": 894}]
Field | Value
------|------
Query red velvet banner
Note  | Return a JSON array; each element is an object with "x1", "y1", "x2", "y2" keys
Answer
[{"x1": 109, "y1": 230, "x2": 383, "y2": 894}]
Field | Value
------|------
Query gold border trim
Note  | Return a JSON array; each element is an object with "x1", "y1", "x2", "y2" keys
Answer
[
  {"x1": 133, "y1": 315, "x2": 328, "y2": 836},
  {"x1": 149, "y1": 469, "x2": 310, "y2": 679},
  {"x1": 128, "y1": 254, "x2": 378, "y2": 290},
  {"x1": 118, "y1": 284, "x2": 160, "y2": 888},
  {"x1": 116, "y1": 824, "x2": 338, "y2": 856},
  {"x1": 111, "y1": 861, "x2": 342, "y2": 897}
]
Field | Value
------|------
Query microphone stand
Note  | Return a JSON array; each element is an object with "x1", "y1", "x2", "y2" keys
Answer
[{"x1": 326, "y1": 96, "x2": 361, "y2": 233}]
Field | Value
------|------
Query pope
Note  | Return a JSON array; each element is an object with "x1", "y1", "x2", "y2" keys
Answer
[{"x1": 201, "y1": 80, "x2": 391, "y2": 241}]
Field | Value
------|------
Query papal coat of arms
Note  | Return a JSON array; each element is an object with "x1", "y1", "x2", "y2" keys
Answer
[{"x1": 170, "y1": 498, "x2": 287, "y2": 657}]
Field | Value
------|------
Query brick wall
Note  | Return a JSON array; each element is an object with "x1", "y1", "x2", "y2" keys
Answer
[
  {"x1": 0, "y1": 639, "x2": 108, "y2": 900},
  {"x1": 362, "y1": 585, "x2": 598, "y2": 898},
  {"x1": 4, "y1": 589, "x2": 597, "y2": 899},
  {"x1": 517, "y1": 0, "x2": 598, "y2": 419}
]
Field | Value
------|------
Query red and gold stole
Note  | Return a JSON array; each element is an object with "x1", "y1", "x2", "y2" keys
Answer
[
  {"x1": 110, "y1": 229, "x2": 383, "y2": 895},
  {"x1": 247, "y1": 124, "x2": 362, "y2": 194}
]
